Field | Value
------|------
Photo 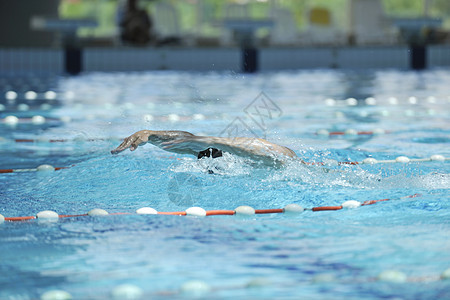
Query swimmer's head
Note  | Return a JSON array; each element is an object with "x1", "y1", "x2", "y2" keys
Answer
[{"x1": 197, "y1": 148, "x2": 223, "y2": 159}]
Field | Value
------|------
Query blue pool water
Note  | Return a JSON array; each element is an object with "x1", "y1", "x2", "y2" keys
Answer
[{"x1": 0, "y1": 69, "x2": 449, "y2": 299}]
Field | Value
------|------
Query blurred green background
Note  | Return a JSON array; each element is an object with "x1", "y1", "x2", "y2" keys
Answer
[{"x1": 59, "y1": 0, "x2": 450, "y2": 38}]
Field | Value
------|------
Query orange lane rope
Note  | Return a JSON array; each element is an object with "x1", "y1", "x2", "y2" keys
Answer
[
  {"x1": 1, "y1": 194, "x2": 421, "y2": 222},
  {"x1": 316, "y1": 129, "x2": 391, "y2": 136},
  {"x1": 329, "y1": 131, "x2": 380, "y2": 136},
  {"x1": 0, "y1": 166, "x2": 68, "y2": 174},
  {"x1": 206, "y1": 210, "x2": 235, "y2": 216},
  {"x1": 312, "y1": 206, "x2": 343, "y2": 212}
]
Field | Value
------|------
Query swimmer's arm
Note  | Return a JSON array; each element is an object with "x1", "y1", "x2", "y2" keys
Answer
[
  {"x1": 162, "y1": 136, "x2": 298, "y2": 166},
  {"x1": 111, "y1": 131, "x2": 301, "y2": 166},
  {"x1": 211, "y1": 137, "x2": 299, "y2": 166},
  {"x1": 111, "y1": 130, "x2": 150, "y2": 154},
  {"x1": 111, "y1": 130, "x2": 197, "y2": 155}
]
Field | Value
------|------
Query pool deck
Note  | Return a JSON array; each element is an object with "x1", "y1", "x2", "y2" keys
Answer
[{"x1": 0, "y1": 45, "x2": 449, "y2": 75}]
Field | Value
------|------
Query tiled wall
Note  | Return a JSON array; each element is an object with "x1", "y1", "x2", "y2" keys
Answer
[
  {"x1": 0, "y1": 46, "x2": 449, "y2": 74},
  {"x1": 0, "y1": 48, "x2": 63, "y2": 75},
  {"x1": 337, "y1": 47, "x2": 409, "y2": 69},
  {"x1": 260, "y1": 46, "x2": 410, "y2": 70},
  {"x1": 83, "y1": 48, "x2": 241, "y2": 72},
  {"x1": 428, "y1": 45, "x2": 450, "y2": 68},
  {"x1": 260, "y1": 48, "x2": 335, "y2": 70}
]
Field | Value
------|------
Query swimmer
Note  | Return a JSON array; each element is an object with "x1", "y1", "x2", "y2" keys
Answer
[{"x1": 111, "y1": 130, "x2": 302, "y2": 167}]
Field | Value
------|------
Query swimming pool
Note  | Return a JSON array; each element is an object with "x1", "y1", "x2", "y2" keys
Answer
[{"x1": 0, "y1": 69, "x2": 449, "y2": 299}]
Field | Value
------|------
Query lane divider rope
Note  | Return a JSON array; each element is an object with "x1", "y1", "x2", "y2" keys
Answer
[
  {"x1": 0, "y1": 194, "x2": 421, "y2": 222},
  {"x1": 11, "y1": 138, "x2": 120, "y2": 143},
  {"x1": 0, "y1": 165, "x2": 68, "y2": 173},
  {"x1": 316, "y1": 129, "x2": 389, "y2": 136},
  {"x1": 1, "y1": 113, "x2": 200, "y2": 125},
  {"x1": 304, "y1": 154, "x2": 448, "y2": 166},
  {"x1": 0, "y1": 154, "x2": 447, "y2": 174},
  {"x1": 323, "y1": 96, "x2": 448, "y2": 106},
  {"x1": 4, "y1": 130, "x2": 382, "y2": 143},
  {"x1": 7, "y1": 130, "x2": 387, "y2": 143},
  {"x1": 4, "y1": 129, "x2": 387, "y2": 142},
  {"x1": 0, "y1": 115, "x2": 61, "y2": 125}
]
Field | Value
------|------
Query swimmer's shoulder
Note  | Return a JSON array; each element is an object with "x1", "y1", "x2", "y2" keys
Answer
[{"x1": 254, "y1": 137, "x2": 298, "y2": 158}]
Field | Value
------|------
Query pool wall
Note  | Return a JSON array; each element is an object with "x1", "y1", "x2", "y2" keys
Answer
[{"x1": 1, "y1": 45, "x2": 450, "y2": 74}]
